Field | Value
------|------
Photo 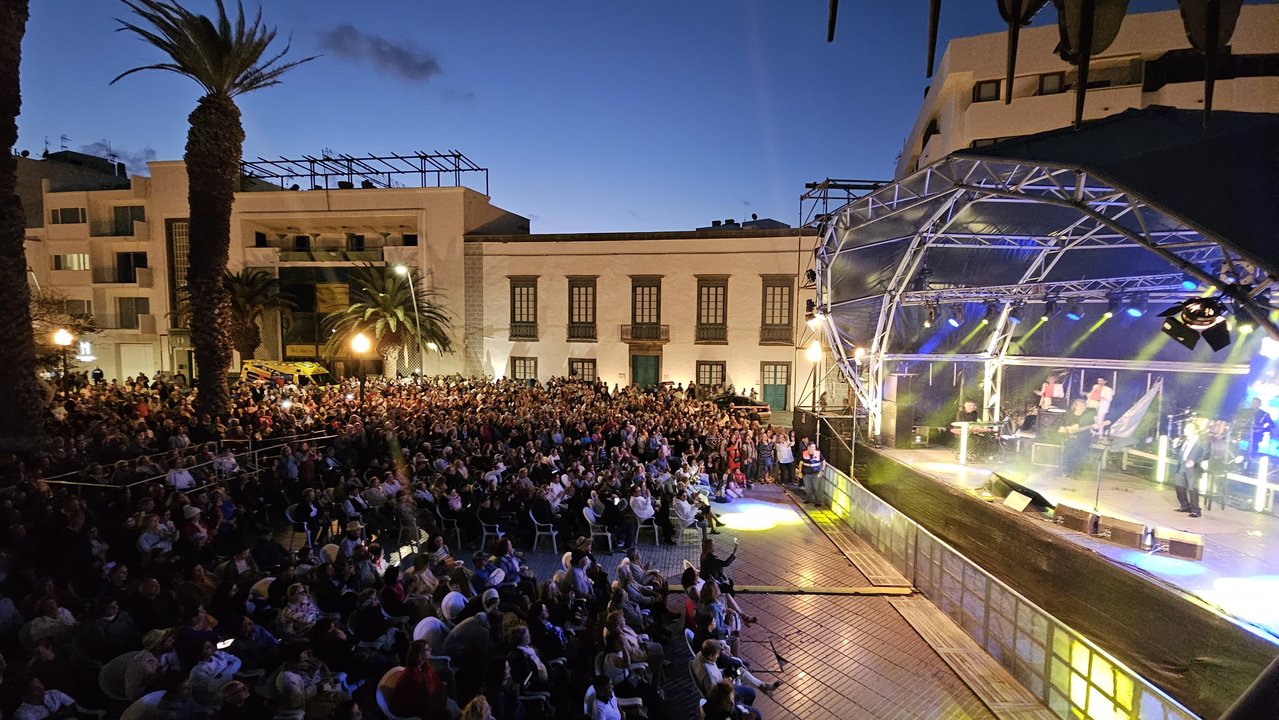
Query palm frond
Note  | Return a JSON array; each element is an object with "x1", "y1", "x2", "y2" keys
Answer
[
  {"x1": 320, "y1": 264, "x2": 454, "y2": 360},
  {"x1": 112, "y1": 0, "x2": 317, "y2": 98}
]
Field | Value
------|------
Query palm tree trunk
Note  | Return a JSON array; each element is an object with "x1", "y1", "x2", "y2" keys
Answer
[
  {"x1": 381, "y1": 346, "x2": 400, "y2": 379},
  {"x1": 0, "y1": 0, "x2": 43, "y2": 451},
  {"x1": 184, "y1": 94, "x2": 243, "y2": 417}
]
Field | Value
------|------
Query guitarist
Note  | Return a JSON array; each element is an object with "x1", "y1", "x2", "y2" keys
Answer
[{"x1": 1057, "y1": 398, "x2": 1098, "y2": 476}]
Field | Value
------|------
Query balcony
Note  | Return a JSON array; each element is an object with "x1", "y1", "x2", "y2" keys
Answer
[
  {"x1": 695, "y1": 324, "x2": 728, "y2": 344},
  {"x1": 567, "y1": 322, "x2": 597, "y2": 341},
  {"x1": 278, "y1": 249, "x2": 384, "y2": 263},
  {"x1": 95, "y1": 313, "x2": 157, "y2": 333},
  {"x1": 91, "y1": 267, "x2": 153, "y2": 287},
  {"x1": 760, "y1": 325, "x2": 793, "y2": 345},
  {"x1": 509, "y1": 321, "x2": 538, "y2": 341},
  {"x1": 90, "y1": 219, "x2": 147, "y2": 238},
  {"x1": 621, "y1": 324, "x2": 669, "y2": 343}
]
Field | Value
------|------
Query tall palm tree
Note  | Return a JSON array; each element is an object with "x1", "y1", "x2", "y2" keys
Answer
[
  {"x1": 225, "y1": 268, "x2": 294, "y2": 361},
  {"x1": 112, "y1": 0, "x2": 315, "y2": 416},
  {"x1": 0, "y1": 0, "x2": 44, "y2": 450},
  {"x1": 322, "y1": 265, "x2": 453, "y2": 378}
]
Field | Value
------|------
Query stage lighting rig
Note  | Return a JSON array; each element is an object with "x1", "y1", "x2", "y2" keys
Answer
[
  {"x1": 1158, "y1": 296, "x2": 1231, "y2": 351},
  {"x1": 1124, "y1": 295, "x2": 1148, "y2": 318},
  {"x1": 948, "y1": 307, "x2": 963, "y2": 328},
  {"x1": 1008, "y1": 303, "x2": 1024, "y2": 325},
  {"x1": 924, "y1": 304, "x2": 937, "y2": 328},
  {"x1": 980, "y1": 301, "x2": 997, "y2": 325},
  {"x1": 1042, "y1": 298, "x2": 1059, "y2": 321},
  {"x1": 1104, "y1": 296, "x2": 1120, "y2": 318},
  {"x1": 1065, "y1": 303, "x2": 1085, "y2": 321}
]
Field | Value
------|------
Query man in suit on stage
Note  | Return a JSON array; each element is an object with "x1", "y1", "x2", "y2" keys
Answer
[{"x1": 1175, "y1": 422, "x2": 1208, "y2": 518}]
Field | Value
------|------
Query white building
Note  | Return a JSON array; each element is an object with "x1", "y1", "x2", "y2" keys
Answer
[
  {"x1": 22, "y1": 153, "x2": 817, "y2": 410},
  {"x1": 896, "y1": 4, "x2": 1279, "y2": 178}
]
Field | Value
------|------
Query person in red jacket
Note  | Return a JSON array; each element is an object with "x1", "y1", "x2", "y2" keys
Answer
[{"x1": 389, "y1": 640, "x2": 459, "y2": 718}]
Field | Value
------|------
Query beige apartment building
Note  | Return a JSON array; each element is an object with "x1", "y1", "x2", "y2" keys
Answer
[
  {"x1": 896, "y1": 4, "x2": 1279, "y2": 177},
  {"x1": 22, "y1": 153, "x2": 816, "y2": 410}
]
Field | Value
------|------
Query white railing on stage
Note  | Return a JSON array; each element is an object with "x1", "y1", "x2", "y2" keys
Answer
[{"x1": 816, "y1": 464, "x2": 1198, "y2": 720}]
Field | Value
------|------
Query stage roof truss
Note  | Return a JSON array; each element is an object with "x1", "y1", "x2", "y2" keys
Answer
[{"x1": 816, "y1": 151, "x2": 1276, "y2": 438}]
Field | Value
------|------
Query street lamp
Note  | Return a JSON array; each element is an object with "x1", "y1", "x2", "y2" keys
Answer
[
  {"x1": 351, "y1": 332, "x2": 371, "y2": 413},
  {"x1": 393, "y1": 264, "x2": 425, "y2": 376},
  {"x1": 53, "y1": 328, "x2": 74, "y2": 387}
]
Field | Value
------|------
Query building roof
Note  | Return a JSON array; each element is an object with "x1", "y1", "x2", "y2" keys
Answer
[
  {"x1": 960, "y1": 106, "x2": 1279, "y2": 277},
  {"x1": 466, "y1": 227, "x2": 814, "y2": 243}
]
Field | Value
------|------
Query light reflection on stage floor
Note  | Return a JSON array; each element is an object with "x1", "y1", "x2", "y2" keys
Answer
[
  {"x1": 714, "y1": 496, "x2": 806, "y2": 532},
  {"x1": 884, "y1": 447, "x2": 1279, "y2": 641}
]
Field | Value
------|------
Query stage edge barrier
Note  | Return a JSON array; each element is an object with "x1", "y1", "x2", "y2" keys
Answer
[{"x1": 817, "y1": 464, "x2": 1198, "y2": 720}]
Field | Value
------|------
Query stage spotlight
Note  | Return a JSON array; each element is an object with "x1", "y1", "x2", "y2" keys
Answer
[
  {"x1": 1180, "y1": 271, "x2": 1198, "y2": 291},
  {"x1": 1124, "y1": 295, "x2": 1148, "y2": 318},
  {"x1": 1065, "y1": 303, "x2": 1085, "y2": 321},
  {"x1": 1237, "y1": 321, "x2": 1255, "y2": 335},
  {"x1": 1042, "y1": 298, "x2": 1058, "y2": 321},
  {"x1": 805, "y1": 268, "x2": 817, "y2": 284},
  {"x1": 980, "y1": 301, "x2": 997, "y2": 325},
  {"x1": 924, "y1": 305, "x2": 937, "y2": 328},
  {"x1": 948, "y1": 307, "x2": 963, "y2": 328},
  {"x1": 1104, "y1": 297, "x2": 1119, "y2": 319},
  {"x1": 1158, "y1": 296, "x2": 1231, "y2": 351},
  {"x1": 1008, "y1": 304, "x2": 1024, "y2": 325}
]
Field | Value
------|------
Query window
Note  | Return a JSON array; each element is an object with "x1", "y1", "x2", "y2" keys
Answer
[
  {"x1": 117, "y1": 297, "x2": 150, "y2": 330},
  {"x1": 50, "y1": 207, "x2": 86, "y2": 224},
  {"x1": 631, "y1": 277, "x2": 660, "y2": 325},
  {"x1": 112, "y1": 205, "x2": 145, "y2": 234},
  {"x1": 511, "y1": 356, "x2": 537, "y2": 382},
  {"x1": 568, "y1": 277, "x2": 597, "y2": 341},
  {"x1": 1038, "y1": 72, "x2": 1065, "y2": 95},
  {"x1": 760, "y1": 276, "x2": 794, "y2": 344},
  {"x1": 115, "y1": 251, "x2": 148, "y2": 282},
  {"x1": 52, "y1": 253, "x2": 90, "y2": 271},
  {"x1": 64, "y1": 299, "x2": 91, "y2": 316},
  {"x1": 569, "y1": 358, "x2": 597, "y2": 382},
  {"x1": 972, "y1": 79, "x2": 1001, "y2": 103},
  {"x1": 166, "y1": 219, "x2": 190, "y2": 317},
  {"x1": 696, "y1": 276, "x2": 728, "y2": 343},
  {"x1": 509, "y1": 277, "x2": 538, "y2": 340},
  {"x1": 970, "y1": 138, "x2": 999, "y2": 148},
  {"x1": 696, "y1": 361, "x2": 726, "y2": 388}
]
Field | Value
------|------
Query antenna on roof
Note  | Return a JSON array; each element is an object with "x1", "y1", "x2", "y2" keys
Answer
[{"x1": 59, "y1": 134, "x2": 70, "y2": 150}]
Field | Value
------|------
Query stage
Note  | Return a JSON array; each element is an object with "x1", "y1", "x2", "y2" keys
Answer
[{"x1": 879, "y1": 444, "x2": 1279, "y2": 641}]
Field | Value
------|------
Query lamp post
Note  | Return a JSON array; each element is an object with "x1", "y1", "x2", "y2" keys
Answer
[
  {"x1": 394, "y1": 264, "x2": 425, "y2": 376},
  {"x1": 351, "y1": 332, "x2": 371, "y2": 414},
  {"x1": 53, "y1": 328, "x2": 74, "y2": 388}
]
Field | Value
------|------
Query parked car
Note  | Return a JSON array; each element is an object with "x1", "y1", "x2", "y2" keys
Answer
[{"x1": 711, "y1": 394, "x2": 772, "y2": 421}]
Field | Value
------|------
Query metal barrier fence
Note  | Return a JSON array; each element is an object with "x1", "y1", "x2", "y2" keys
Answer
[{"x1": 817, "y1": 464, "x2": 1199, "y2": 720}]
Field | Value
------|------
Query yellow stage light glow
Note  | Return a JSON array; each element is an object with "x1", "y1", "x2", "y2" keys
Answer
[{"x1": 714, "y1": 500, "x2": 806, "y2": 532}]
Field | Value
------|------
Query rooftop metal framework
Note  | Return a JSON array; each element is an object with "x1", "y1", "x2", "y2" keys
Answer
[
  {"x1": 240, "y1": 151, "x2": 489, "y2": 195},
  {"x1": 815, "y1": 152, "x2": 1277, "y2": 438}
]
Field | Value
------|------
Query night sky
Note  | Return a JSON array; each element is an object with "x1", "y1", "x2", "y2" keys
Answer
[{"x1": 16, "y1": 0, "x2": 1257, "y2": 232}]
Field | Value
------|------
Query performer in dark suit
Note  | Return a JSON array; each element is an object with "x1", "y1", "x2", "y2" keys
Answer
[
  {"x1": 1175, "y1": 422, "x2": 1208, "y2": 517},
  {"x1": 1057, "y1": 398, "x2": 1096, "y2": 476}
]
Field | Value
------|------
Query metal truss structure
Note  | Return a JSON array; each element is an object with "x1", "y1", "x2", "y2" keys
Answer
[
  {"x1": 815, "y1": 154, "x2": 1277, "y2": 438},
  {"x1": 240, "y1": 151, "x2": 489, "y2": 194}
]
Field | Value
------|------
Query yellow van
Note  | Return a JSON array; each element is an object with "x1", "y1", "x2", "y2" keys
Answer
[{"x1": 239, "y1": 360, "x2": 335, "y2": 386}]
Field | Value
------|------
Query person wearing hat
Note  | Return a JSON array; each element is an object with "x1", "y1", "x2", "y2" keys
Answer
[
  {"x1": 470, "y1": 551, "x2": 504, "y2": 593},
  {"x1": 337, "y1": 521, "x2": 365, "y2": 562},
  {"x1": 179, "y1": 504, "x2": 210, "y2": 546},
  {"x1": 125, "y1": 628, "x2": 173, "y2": 700}
]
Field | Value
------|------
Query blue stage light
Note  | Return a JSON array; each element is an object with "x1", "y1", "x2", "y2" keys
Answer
[
  {"x1": 948, "y1": 307, "x2": 963, "y2": 328},
  {"x1": 1065, "y1": 303, "x2": 1084, "y2": 321},
  {"x1": 1181, "y1": 279, "x2": 1197, "y2": 291}
]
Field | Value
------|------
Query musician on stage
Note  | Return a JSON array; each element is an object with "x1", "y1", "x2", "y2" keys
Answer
[
  {"x1": 1086, "y1": 377, "x2": 1115, "y2": 424},
  {"x1": 1174, "y1": 421, "x2": 1207, "y2": 517},
  {"x1": 1039, "y1": 373, "x2": 1065, "y2": 411},
  {"x1": 1057, "y1": 398, "x2": 1096, "y2": 476},
  {"x1": 1234, "y1": 398, "x2": 1275, "y2": 456},
  {"x1": 955, "y1": 400, "x2": 980, "y2": 423}
]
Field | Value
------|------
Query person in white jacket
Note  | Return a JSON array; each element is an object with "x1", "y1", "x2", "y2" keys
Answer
[{"x1": 189, "y1": 640, "x2": 242, "y2": 708}]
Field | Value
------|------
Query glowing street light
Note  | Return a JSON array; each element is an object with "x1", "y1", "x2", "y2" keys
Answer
[
  {"x1": 351, "y1": 332, "x2": 371, "y2": 411},
  {"x1": 805, "y1": 339, "x2": 822, "y2": 362},
  {"x1": 53, "y1": 328, "x2": 74, "y2": 386}
]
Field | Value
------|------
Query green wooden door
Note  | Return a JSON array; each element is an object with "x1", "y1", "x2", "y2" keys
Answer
[
  {"x1": 762, "y1": 362, "x2": 790, "y2": 410},
  {"x1": 631, "y1": 355, "x2": 659, "y2": 387}
]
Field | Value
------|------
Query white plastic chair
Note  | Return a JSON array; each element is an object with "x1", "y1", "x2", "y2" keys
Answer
[
  {"x1": 635, "y1": 513, "x2": 659, "y2": 545},
  {"x1": 583, "y1": 683, "x2": 644, "y2": 716},
  {"x1": 529, "y1": 510, "x2": 557, "y2": 554},
  {"x1": 249, "y1": 576, "x2": 275, "y2": 601},
  {"x1": 120, "y1": 691, "x2": 165, "y2": 720},
  {"x1": 479, "y1": 521, "x2": 503, "y2": 552},
  {"x1": 435, "y1": 508, "x2": 463, "y2": 549},
  {"x1": 375, "y1": 667, "x2": 422, "y2": 720},
  {"x1": 319, "y1": 544, "x2": 340, "y2": 564},
  {"x1": 283, "y1": 504, "x2": 311, "y2": 551},
  {"x1": 412, "y1": 616, "x2": 450, "y2": 651},
  {"x1": 583, "y1": 506, "x2": 613, "y2": 553},
  {"x1": 99, "y1": 650, "x2": 141, "y2": 702},
  {"x1": 684, "y1": 628, "x2": 696, "y2": 657}
]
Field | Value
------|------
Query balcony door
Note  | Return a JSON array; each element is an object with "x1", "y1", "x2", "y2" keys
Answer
[{"x1": 631, "y1": 354, "x2": 660, "y2": 388}]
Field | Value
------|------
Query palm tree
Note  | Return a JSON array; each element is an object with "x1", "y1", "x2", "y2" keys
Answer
[
  {"x1": 322, "y1": 265, "x2": 453, "y2": 378},
  {"x1": 0, "y1": 0, "x2": 44, "y2": 450},
  {"x1": 226, "y1": 268, "x2": 294, "y2": 360},
  {"x1": 112, "y1": 0, "x2": 315, "y2": 416}
]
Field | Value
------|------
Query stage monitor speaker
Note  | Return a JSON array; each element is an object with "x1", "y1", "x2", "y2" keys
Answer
[
  {"x1": 1153, "y1": 527, "x2": 1204, "y2": 561},
  {"x1": 985, "y1": 473, "x2": 1056, "y2": 514},
  {"x1": 1098, "y1": 515, "x2": 1148, "y2": 550},
  {"x1": 1054, "y1": 504, "x2": 1098, "y2": 535}
]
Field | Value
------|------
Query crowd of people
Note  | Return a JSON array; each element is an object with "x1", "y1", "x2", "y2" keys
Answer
[{"x1": 0, "y1": 374, "x2": 809, "y2": 719}]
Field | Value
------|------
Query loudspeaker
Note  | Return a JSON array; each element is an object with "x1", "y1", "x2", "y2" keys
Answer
[
  {"x1": 1154, "y1": 527, "x2": 1204, "y2": 560},
  {"x1": 1054, "y1": 504, "x2": 1098, "y2": 535},
  {"x1": 985, "y1": 473, "x2": 1055, "y2": 514},
  {"x1": 1098, "y1": 516, "x2": 1147, "y2": 549}
]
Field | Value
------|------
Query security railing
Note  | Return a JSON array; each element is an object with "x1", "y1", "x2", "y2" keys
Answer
[
  {"x1": 621, "y1": 324, "x2": 669, "y2": 342},
  {"x1": 695, "y1": 324, "x2": 727, "y2": 342},
  {"x1": 816, "y1": 464, "x2": 1198, "y2": 720},
  {"x1": 509, "y1": 321, "x2": 538, "y2": 341},
  {"x1": 567, "y1": 322, "x2": 597, "y2": 341}
]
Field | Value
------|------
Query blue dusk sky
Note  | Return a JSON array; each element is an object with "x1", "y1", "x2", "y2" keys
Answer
[{"x1": 15, "y1": 0, "x2": 1257, "y2": 233}]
